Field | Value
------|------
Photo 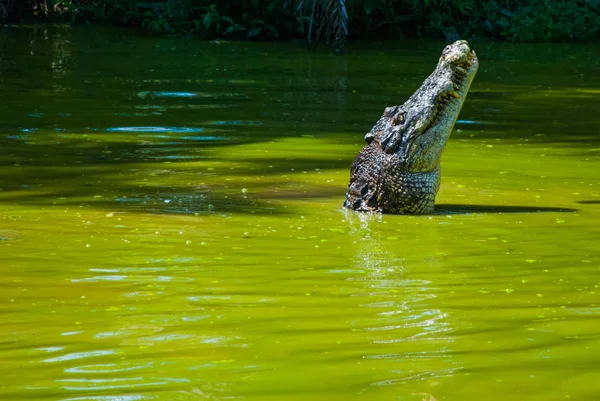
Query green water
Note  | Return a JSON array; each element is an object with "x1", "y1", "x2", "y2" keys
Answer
[{"x1": 1, "y1": 25, "x2": 600, "y2": 401}]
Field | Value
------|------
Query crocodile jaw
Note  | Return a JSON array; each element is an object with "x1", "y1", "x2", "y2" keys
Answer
[{"x1": 403, "y1": 41, "x2": 479, "y2": 172}]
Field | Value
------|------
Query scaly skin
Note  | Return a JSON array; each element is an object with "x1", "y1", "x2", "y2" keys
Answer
[{"x1": 344, "y1": 40, "x2": 479, "y2": 214}]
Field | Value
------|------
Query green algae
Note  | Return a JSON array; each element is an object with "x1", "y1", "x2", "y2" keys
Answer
[{"x1": 1, "y1": 26, "x2": 600, "y2": 401}]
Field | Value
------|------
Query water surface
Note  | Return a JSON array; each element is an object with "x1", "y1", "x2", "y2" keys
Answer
[{"x1": 1, "y1": 26, "x2": 600, "y2": 401}]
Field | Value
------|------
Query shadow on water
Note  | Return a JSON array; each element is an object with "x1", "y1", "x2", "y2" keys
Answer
[
  {"x1": 576, "y1": 200, "x2": 600, "y2": 205},
  {"x1": 436, "y1": 204, "x2": 578, "y2": 215},
  {"x1": 0, "y1": 135, "x2": 351, "y2": 215}
]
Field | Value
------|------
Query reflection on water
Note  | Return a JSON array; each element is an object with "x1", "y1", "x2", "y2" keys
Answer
[
  {"x1": 1, "y1": 25, "x2": 600, "y2": 401},
  {"x1": 106, "y1": 127, "x2": 205, "y2": 133},
  {"x1": 138, "y1": 91, "x2": 198, "y2": 98},
  {"x1": 344, "y1": 212, "x2": 458, "y2": 389}
]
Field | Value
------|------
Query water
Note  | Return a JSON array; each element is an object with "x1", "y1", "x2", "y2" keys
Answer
[{"x1": 1, "y1": 25, "x2": 600, "y2": 401}]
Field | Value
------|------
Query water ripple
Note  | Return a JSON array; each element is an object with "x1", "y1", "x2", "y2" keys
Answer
[
  {"x1": 106, "y1": 126, "x2": 204, "y2": 133},
  {"x1": 137, "y1": 91, "x2": 197, "y2": 98},
  {"x1": 370, "y1": 368, "x2": 459, "y2": 386},
  {"x1": 43, "y1": 350, "x2": 116, "y2": 363},
  {"x1": 34, "y1": 346, "x2": 65, "y2": 353},
  {"x1": 62, "y1": 396, "x2": 150, "y2": 401},
  {"x1": 65, "y1": 363, "x2": 154, "y2": 374},
  {"x1": 206, "y1": 120, "x2": 263, "y2": 126}
]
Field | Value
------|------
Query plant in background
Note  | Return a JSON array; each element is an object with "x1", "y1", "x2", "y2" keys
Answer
[
  {"x1": 489, "y1": 0, "x2": 600, "y2": 41},
  {"x1": 0, "y1": 0, "x2": 598, "y2": 45},
  {"x1": 142, "y1": 5, "x2": 172, "y2": 34},
  {"x1": 320, "y1": 0, "x2": 349, "y2": 52},
  {"x1": 0, "y1": 0, "x2": 8, "y2": 21},
  {"x1": 300, "y1": 0, "x2": 348, "y2": 51},
  {"x1": 405, "y1": 0, "x2": 477, "y2": 39},
  {"x1": 196, "y1": 4, "x2": 249, "y2": 38},
  {"x1": 350, "y1": 0, "x2": 410, "y2": 39}
]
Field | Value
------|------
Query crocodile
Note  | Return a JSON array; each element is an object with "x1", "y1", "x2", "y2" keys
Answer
[{"x1": 344, "y1": 40, "x2": 479, "y2": 215}]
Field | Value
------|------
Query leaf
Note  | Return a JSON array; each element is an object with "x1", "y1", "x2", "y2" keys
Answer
[
  {"x1": 202, "y1": 11, "x2": 214, "y2": 28},
  {"x1": 585, "y1": 0, "x2": 600, "y2": 13},
  {"x1": 247, "y1": 26, "x2": 264, "y2": 38},
  {"x1": 223, "y1": 25, "x2": 235, "y2": 35},
  {"x1": 266, "y1": 25, "x2": 279, "y2": 37},
  {"x1": 517, "y1": 5, "x2": 534, "y2": 17},
  {"x1": 267, "y1": 0, "x2": 279, "y2": 12},
  {"x1": 362, "y1": 0, "x2": 382, "y2": 16},
  {"x1": 160, "y1": 18, "x2": 172, "y2": 33}
]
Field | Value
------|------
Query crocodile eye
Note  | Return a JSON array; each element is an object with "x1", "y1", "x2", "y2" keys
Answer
[{"x1": 392, "y1": 112, "x2": 405, "y2": 125}]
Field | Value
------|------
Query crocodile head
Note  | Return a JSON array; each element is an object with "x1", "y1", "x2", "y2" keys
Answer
[
  {"x1": 345, "y1": 40, "x2": 478, "y2": 214},
  {"x1": 366, "y1": 40, "x2": 478, "y2": 172}
]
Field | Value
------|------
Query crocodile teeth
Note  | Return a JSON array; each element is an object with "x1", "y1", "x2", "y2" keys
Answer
[
  {"x1": 453, "y1": 82, "x2": 460, "y2": 91},
  {"x1": 456, "y1": 66, "x2": 467, "y2": 74}
]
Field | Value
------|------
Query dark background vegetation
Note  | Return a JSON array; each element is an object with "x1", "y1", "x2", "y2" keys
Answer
[{"x1": 1, "y1": 0, "x2": 599, "y2": 50}]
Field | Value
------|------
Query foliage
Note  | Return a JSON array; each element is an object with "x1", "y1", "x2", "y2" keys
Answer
[
  {"x1": 1, "y1": 0, "x2": 599, "y2": 46},
  {"x1": 481, "y1": 0, "x2": 600, "y2": 41}
]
